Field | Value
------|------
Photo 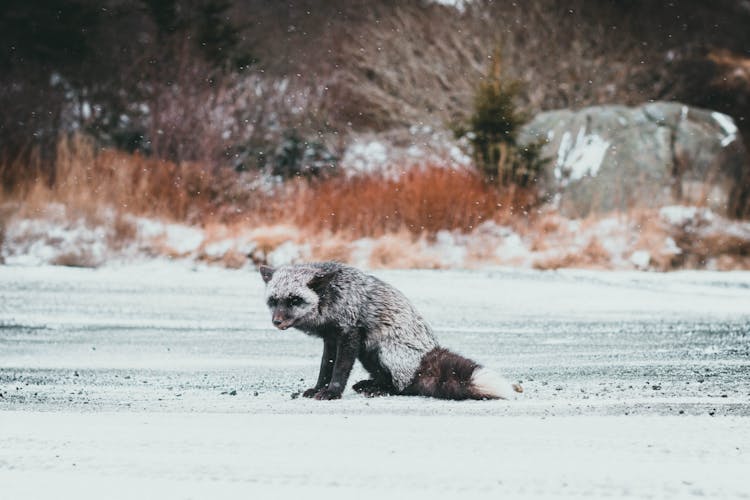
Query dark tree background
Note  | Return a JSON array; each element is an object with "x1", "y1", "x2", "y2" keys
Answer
[{"x1": 2, "y1": 0, "x2": 750, "y2": 186}]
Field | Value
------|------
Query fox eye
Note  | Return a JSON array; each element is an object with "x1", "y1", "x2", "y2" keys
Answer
[
  {"x1": 267, "y1": 297, "x2": 278, "y2": 307},
  {"x1": 288, "y1": 296, "x2": 304, "y2": 307}
]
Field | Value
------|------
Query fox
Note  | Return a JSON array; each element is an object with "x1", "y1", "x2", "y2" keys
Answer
[{"x1": 259, "y1": 261, "x2": 523, "y2": 400}]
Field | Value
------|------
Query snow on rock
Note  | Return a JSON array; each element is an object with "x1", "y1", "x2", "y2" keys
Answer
[
  {"x1": 554, "y1": 127, "x2": 610, "y2": 186},
  {"x1": 430, "y1": 0, "x2": 470, "y2": 11},
  {"x1": 521, "y1": 102, "x2": 748, "y2": 218},
  {"x1": 712, "y1": 111, "x2": 738, "y2": 147}
]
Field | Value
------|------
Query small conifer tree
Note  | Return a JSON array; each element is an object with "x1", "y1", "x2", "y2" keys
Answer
[{"x1": 463, "y1": 50, "x2": 546, "y2": 188}]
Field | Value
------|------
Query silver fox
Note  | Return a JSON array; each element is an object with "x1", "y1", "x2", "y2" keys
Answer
[{"x1": 260, "y1": 261, "x2": 522, "y2": 400}]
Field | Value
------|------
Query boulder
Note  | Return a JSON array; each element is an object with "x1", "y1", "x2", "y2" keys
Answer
[{"x1": 518, "y1": 102, "x2": 749, "y2": 218}]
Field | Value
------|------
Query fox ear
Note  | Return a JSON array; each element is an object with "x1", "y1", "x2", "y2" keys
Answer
[
  {"x1": 259, "y1": 265, "x2": 275, "y2": 283},
  {"x1": 308, "y1": 270, "x2": 337, "y2": 294}
]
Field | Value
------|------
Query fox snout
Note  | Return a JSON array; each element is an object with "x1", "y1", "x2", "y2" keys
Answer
[{"x1": 271, "y1": 310, "x2": 295, "y2": 330}]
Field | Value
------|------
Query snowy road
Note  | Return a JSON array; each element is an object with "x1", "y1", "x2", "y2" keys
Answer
[{"x1": 1, "y1": 264, "x2": 750, "y2": 499}]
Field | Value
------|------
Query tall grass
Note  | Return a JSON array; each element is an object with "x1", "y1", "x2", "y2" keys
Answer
[
  {"x1": 1, "y1": 134, "x2": 535, "y2": 238},
  {"x1": 285, "y1": 167, "x2": 534, "y2": 238},
  {"x1": 4, "y1": 134, "x2": 259, "y2": 223}
]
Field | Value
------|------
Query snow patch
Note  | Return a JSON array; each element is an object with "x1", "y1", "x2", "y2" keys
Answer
[
  {"x1": 202, "y1": 239, "x2": 235, "y2": 259},
  {"x1": 341, "y1": 140, "x2": 389, "y2": 173},
  {"x1": 630, "y1": 250, "x2": 651, "y2": 269},
  {"x1": 663, "y1": 237, "x2": 682, "y2": 256},
  {"x1": 711, "y1": 112, "x2": 738, "y2": 147},
  {"x1": 134, "y1": 218, "x2": 167, "y2": 239},
  {"x1": 495, "y1": 231, "x2": 527, "y2": 261},
  {"x1": 429, "y1": 0, "x2": 471, "y2": 11},
  {"x1": 266, "y1": 241, "x2": 307, "y2": 267},
  {"x1": 2, "y1": 213, "x2": 109, "y2": 267},
  {"x1": 433, "y1": 230, "x2": 466, "y2": 268},
  {"x1": 164, "y1": 225, "x2": 204, "y2": 255},
  {"x1": 659, "y1": 205, "x2": 714, "y2": 226},
  {"x1": 406, "y1": 145, "x2": 424, "y2": 158},
  {"x1": 132, "y1": 218, "x2": 204, "y2": 255},
  {"x1": 349, "y1": 238, "x2": 375, "y2": 269},
  {"x1": 554, "y1": 127, "x2": 610, "y2": 185},
  {"x1": 448, "y1": 145, "x2": 471, "y2": 166}
]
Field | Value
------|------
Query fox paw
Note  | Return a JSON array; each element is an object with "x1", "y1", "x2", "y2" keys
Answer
[
  {"x1": 352, "y1": 379, "x2": 377, "y2": 393},
  {"x1": 302, "y1": 388, "x2": 319, "y2": 398},
  {"x1": 313, "y1": 389, "x2": 342, "y2": 400},
  {"x1": 353, "y1": 379, "x2": 393, "y2": 397}
]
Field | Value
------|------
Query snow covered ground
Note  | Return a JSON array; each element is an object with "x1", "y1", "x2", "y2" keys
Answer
[
  {"x1": 4, "y1": 203, "x2": 750, "y2": 271},
  {"x1": 1, "y1": 264, "x2": 750, "y2": 499}
]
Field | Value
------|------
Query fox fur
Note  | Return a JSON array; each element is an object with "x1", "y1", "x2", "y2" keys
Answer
[{"x1": 260, "y1": 261, "x2": 522, "y2": 400}]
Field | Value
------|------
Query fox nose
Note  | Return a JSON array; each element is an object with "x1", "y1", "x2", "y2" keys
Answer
[{"x1": 272, "y1": 318, "x2": 283, "y2": 326}]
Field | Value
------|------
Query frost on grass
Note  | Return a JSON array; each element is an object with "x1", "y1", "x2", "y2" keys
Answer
[
  {"x1": 2, "y1": 202, "x2": 750, "y2": 271},
  {"x1": 134, "y1": 218, "x2": 205, "y2": 256},
  {"x1": 2, "y1": 204, "x2": 112, "y2": 267},
  {"x1": 339, "y1": 130, "x2": 472, "y2": 177},
  {"x1": 341, "y1": 140, "x2": 389, "y2": 174},
  {"x1": 659, "y1": 205, "x2": 708, "y2": 226}
]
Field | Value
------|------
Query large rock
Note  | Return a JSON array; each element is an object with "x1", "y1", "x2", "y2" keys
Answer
[{"x1": 519, "y1": 102, "x2": 749, "y2": 218}]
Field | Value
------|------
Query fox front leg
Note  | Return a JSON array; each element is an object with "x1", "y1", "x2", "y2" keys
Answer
[
  {"x1": 303, "y1": 337, "x2": 336, "y2": 398},
  {"x1": 314, "y1": 332, "x2": 360, "y2": 400}
]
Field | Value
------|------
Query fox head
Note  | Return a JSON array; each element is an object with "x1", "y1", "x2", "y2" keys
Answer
[{"x1": 259, "y1": 264, "x2": 336, "y2": 330}]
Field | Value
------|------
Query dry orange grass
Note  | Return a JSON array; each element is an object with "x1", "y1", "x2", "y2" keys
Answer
[
  {"x1": 286, "y1": 166, "x2": 535, "y2": 238},
  {"x1": 247, "y1": 225, "x2": 300, "y2": 253},
  {"x1": 3, "y1": 135, "x2": 537, "y2": 240},
  {"x1": 5, "y1": 136, "x2": 750, "y2": 271},
  {"x1": 7, "y1": 134, "x2": 262, "y2": 225}
]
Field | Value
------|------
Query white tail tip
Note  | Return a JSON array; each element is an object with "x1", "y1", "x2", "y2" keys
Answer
[{"x1": 471, "y1": 367, "x2": 522, "y2": 400}]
